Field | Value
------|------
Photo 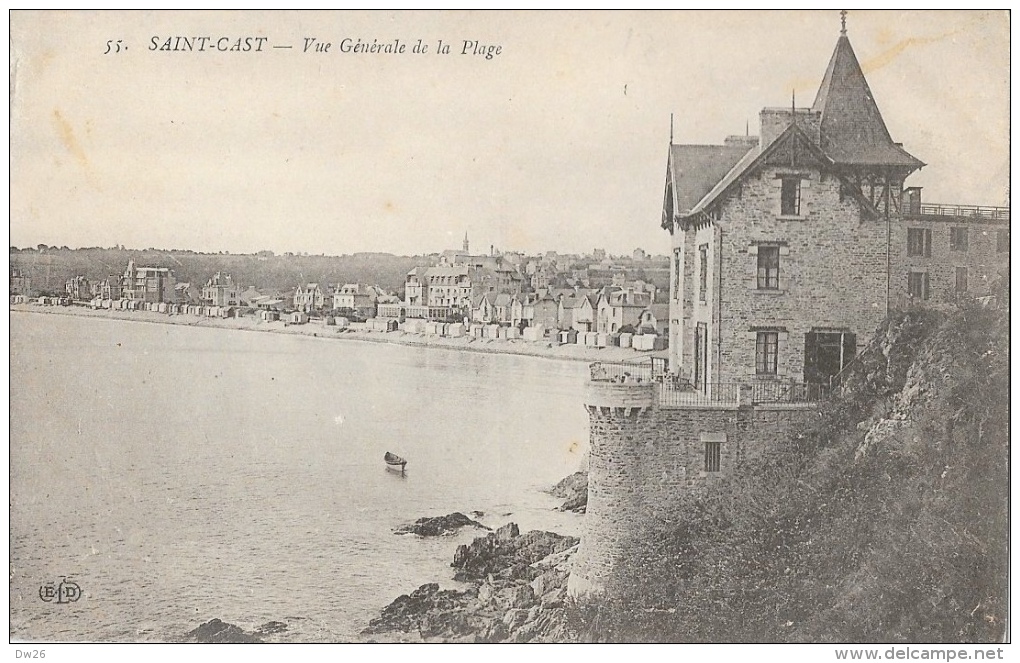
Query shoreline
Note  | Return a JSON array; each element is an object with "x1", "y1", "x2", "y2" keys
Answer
[{"x1": 10, "y1": 304, "x2": 650, "y2": 364}]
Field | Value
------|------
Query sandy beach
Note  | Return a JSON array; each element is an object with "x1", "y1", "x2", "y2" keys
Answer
[{"x1": 10, "y1": 303, "x2": 653, "y2": 364}]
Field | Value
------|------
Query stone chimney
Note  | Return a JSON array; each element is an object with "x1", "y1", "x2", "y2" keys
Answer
[{"x1": 759, "y1": 108, "x2": 821, "y2": 151}]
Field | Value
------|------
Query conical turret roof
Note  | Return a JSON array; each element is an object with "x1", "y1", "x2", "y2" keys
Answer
[{"x1": 812, "y1": 34, "x2": 923, "y2": 169}]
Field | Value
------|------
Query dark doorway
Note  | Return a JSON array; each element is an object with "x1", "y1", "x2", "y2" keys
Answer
[
  {"x1": 694, "y1": 323, "x2": 708, "y2": 392},
  {"x1": 804, "y1": 331, "x2": 856, "y2": 385}
]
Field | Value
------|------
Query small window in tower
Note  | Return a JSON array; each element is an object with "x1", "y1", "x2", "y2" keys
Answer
[
  {"x1": 704, "y1": 440, "x2": 721, "y2": 473},
  {"x1": 781, "y1": 177, "x2": 801, "y2": 216}
]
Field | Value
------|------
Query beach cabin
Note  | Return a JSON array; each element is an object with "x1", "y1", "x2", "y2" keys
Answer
[
  {"x1": 559, "y1": 329, "x2": 578, "y2": 345},
  {"x1": 289, "y1": 311, "x2": 309, "y2": 324},
  {"x1": 259, "y1": 310, "x2": 280, "y2": 322}
]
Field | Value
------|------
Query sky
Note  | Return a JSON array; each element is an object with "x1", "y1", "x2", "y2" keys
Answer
[{"x1": 9, "y1": 10, "x2": 1010, "y2": 257}]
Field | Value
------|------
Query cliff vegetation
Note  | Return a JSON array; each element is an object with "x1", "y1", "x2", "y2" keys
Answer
[{"x1": 571, "y1": 303, "x2": 1009, "y2": 643}]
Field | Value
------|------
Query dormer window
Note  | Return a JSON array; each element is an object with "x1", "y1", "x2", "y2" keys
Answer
[{"x1": 781, "y1": 177, "x2": 801, "y2": 216}]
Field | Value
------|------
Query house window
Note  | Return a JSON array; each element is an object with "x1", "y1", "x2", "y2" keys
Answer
[
  {"x1": 950, "y1": 227, "x2": 969, "y2": 252},
  {"x1": 755, "y1": 331, "x2": 779, "y2": 375},
  {"x1": 997, "y1": 230, "x2": 1009, "y2": 253},
  {"x1": 698, "y1": 244, "x2": 708, "y2": 302},
  {"x1": 704, "y1": 441, "x2": 721, "y2": 473},
  {"x1": 908, "y1": 271, "x2": 930, "y2": 300},
  {"x1": 955, "y1": 267, "x2": 969, "y2": 293},
  {"x1": 780, "y1": 177, "x2": 801, "y2": 216},
  {"x1": 756, "y1": 246, "x2": 780, "y2": 289},
  {"x1": 907, "y1": 228, "x2": 932, "y2": 257}
]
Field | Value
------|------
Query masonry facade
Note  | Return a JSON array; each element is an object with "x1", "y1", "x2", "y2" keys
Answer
[
  {"x1": 663, "y1": 30, "x2": 1007, "y2": 392},
  {"x1": 569, "y1": 21, "x2": 1009, "y2": 599}
]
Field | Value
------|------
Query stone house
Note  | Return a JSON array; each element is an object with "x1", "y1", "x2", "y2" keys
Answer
[{"x1": 665, "y1": 26, "x2": 935, "y2": 390}]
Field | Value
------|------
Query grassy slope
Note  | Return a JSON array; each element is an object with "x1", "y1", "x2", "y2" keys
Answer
[{"x1": 574, "y1": 304, "x2": 1008, "y2": 643}]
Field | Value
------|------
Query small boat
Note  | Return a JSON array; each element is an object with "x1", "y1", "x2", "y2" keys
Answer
[{"x1": 384, "y1": 452, "x2": 407, "y2": 470}]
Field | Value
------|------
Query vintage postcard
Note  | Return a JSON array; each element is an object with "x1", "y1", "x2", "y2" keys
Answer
[{"x1": 8, "y1": 9, "x2": 1010, "y2": 657}]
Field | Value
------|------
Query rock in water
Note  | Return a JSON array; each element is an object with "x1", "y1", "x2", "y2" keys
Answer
[
  {"x1": 254, "y1": 620, "x2": 288, "y2": 636},
  {"x1": 394, "y1": 512, "x2": 491, "y2": 537},
  {"x1": 452, "y1": 523, "x2": 579, "y2": 581},
  {"x1": 548, "y1": 471, "x2": 588, "y2": 512},
  {"x1": 182, "y1": 618, "x2": 263, "y2": 643}
]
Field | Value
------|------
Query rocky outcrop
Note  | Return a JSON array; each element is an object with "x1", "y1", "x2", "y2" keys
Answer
[
  {"x1": 364, "y1": 523, "x2": 579, "y2": 642},
  {"x1": 394, "y1": 512, "x2": 490, "y2": 537},
  {"x1": 548, "y1": 471, "x2": 588, "y2": 512},
  {"x1": 452, "y1": 523, "x2": 578, "y2": 581},
  {"x1": 181, "y1": 618, "x2": 265, "y2": 643}
]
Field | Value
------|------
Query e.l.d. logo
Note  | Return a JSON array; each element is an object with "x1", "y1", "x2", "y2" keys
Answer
[{"x1": 38, "y1": 577, "x2": 81, "y2": 604}]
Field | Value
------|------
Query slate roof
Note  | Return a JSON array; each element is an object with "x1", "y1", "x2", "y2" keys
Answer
[
  {"x1": 811, "y1": 34, "x2": 924, "y2": 168},
  {"x1": 673, "y1": 32, "x2": 922, "y2": 225},
  {"x1": 669, "y1": 144, "x2": 754, "y2": 215}
]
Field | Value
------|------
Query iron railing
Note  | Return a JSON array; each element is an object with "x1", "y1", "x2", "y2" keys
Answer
[
  {"x1": 659, "y1": 382, "x2": 741, "y2": 407},
  {"x1": 590, "y1": 359, "x2": 663, "y2": 383},
  {"x1": 751, "y1": 380, "x2": 830, "y2": 404},
  {"x1": 590, "y1": 362, "x2": 831, "y2": 406},
  {"x1": 902, "y1": 202, "x2": 1009, "y2": 222}
]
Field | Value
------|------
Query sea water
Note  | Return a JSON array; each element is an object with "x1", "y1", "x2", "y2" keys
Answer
[{"x1": 9, "y1": 312, "x2": 589, "y2": 642}]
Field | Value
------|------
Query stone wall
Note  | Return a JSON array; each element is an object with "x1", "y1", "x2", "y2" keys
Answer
[
  {"x1": 567, "y1": 394, "x2": 815, "y2": 598},
  {"x1": 713, "y1": 165, "x2": 889, "y2": 383},
  {"x1": 889, "y1": 219, "x2": 1008, "y2": 307}
]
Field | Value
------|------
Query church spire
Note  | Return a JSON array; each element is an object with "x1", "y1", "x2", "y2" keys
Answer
[
  {"x1": 840, "y1": 9, "x2": 847, "y2": 35},
  {"x1": 463, "y1": 232, "x2": 469, "y2": 253}
]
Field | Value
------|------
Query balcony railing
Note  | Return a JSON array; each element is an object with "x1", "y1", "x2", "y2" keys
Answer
[
  {"x1": 590, "y1": 359, "x2": 665, "y2": 384},
  {"x1": 750, "y1": 380, "x2": 830, "y2": 404},
  {"x1": 589, "y1": 363, "x2": 830, "y2": 407},
  {"x1": 902, "y1": 202, "x2": 1009, "y2": 222},
  {"x1": 659, "y1": 382, "x2": 741, "y2": 407}
]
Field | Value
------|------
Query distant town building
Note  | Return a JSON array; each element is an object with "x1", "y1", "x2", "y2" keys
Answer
[
  {"x1": 202, "y1": 272, "x2": 240, "y2": 307},
  {"x1": 596, "y1": 287, "x2": 651, "y2": 334},
  {"x1": 91, "y1": 277, "x2": 122, "y2": 301},
  {"x1": 332, "y1": 283, "x2": 380, "y2": 318},
  {"x1": 294, "y1": 283, "x2": 327, "y2": 312},
  {"x1": 64, "y1": 275, "x2": 91, "y2": 300},
  {"x1": 121, "y1": 260, "x2": 175, "y2": 303},
  {"x1": 10, "y1": 267, "x2": 33, "y2": 297}
]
